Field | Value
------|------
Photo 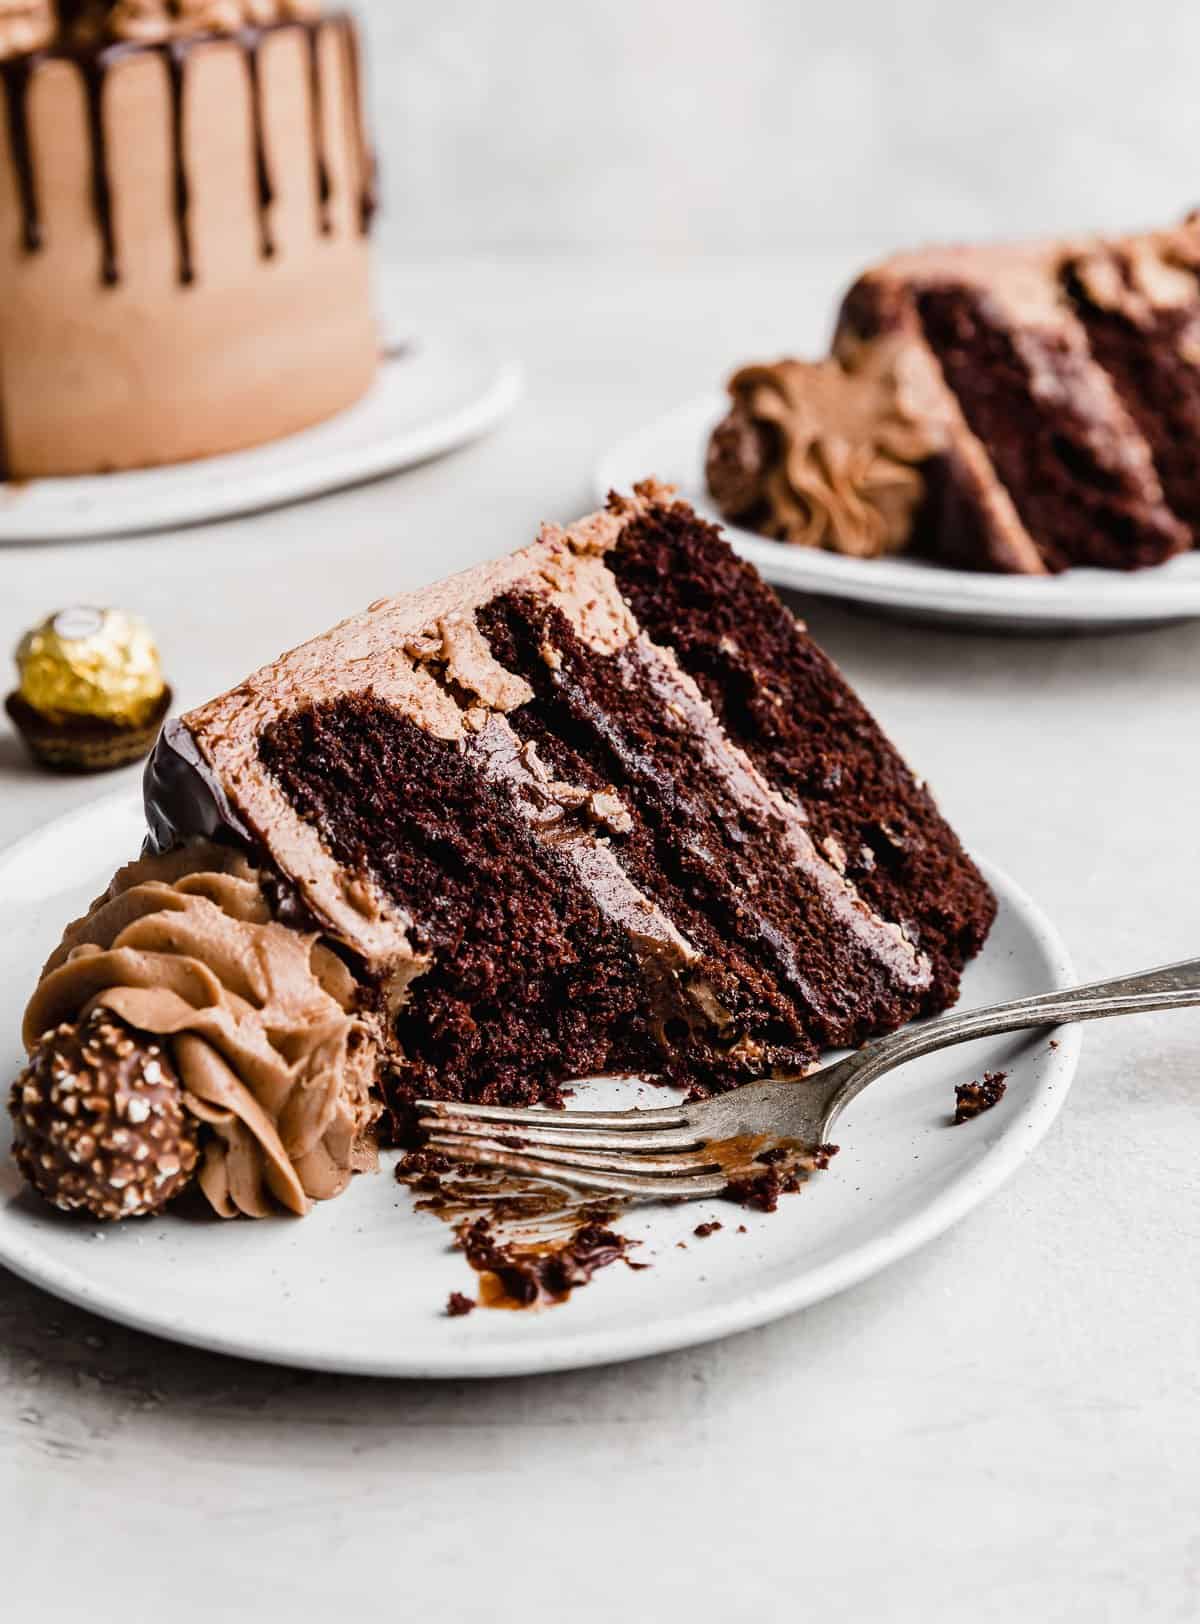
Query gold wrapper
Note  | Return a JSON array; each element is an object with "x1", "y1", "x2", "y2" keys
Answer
[{"x1": 15, "y1": 607, "x2": 166, "y2": 727}]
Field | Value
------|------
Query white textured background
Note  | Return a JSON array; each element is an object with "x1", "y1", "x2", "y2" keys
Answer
[{"x1": 360, "y1": 0, "x2": 1199, "y2": 260}]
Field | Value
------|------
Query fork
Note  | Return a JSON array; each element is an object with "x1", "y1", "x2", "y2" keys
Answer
[{"x1": 416, "y1": 958, "x2": 1200, "y2": 1203}]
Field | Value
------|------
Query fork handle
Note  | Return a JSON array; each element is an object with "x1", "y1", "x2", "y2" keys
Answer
[{"x1": 827, "y1": 956, "x2": 1200, "y2": 1120}]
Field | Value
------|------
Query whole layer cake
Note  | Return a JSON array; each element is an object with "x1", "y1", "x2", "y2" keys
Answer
[
  {"x1": 13, "y1": 486, "x2": 996, "y2": 1219},
  {"x1": 708, "y1": 215, "x2": 1200, "y2": 574},
  {"x1": 0, "y1": 0, "x2": 377, "y2": 476}
]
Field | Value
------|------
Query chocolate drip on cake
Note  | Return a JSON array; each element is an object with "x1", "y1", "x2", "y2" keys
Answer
[
  {"x1": 143, "y1": 716, "x2": 256, "y2": 854},
  {"x1": 337, "y1": 11, "x2": 374, "y2": 233},
  {"x1": 240, "y1": 28, "x2": 275, "y2": 260},
  {"x1": 162, "y1": 40, "x2": 193, "y2": 284},
  {"x1": 304, "y1": 19, "x2": 332, "y2": 235},
  {"x1": 80, "y1": 48, "x2": 119, "y2": 285},
  {"x1": 0, "y1": 54, "x2": 39, "y2": 251},
  {"x1": 0, "y1": 14, "x2": 372, "y2": 286}
]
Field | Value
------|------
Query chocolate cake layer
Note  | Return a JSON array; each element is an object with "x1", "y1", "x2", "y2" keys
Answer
[
  {"x1": 477, "y1": 590, "x2": 927, "y2": 1052},
  {"x1": 147, "y1": 486, "x2": 996, "y2": 1130},
  {"x1": 1064, "y1": 242, "x2": 1200, "y2": 536},
  {"x1": 914, "y1": 285, "x2": 1187, "y2": 572},
  {"x1": 257, "y1": 697, "x2": 668, "y2": 1120},
  {"x1": 835, "y1": 270, "x2": 1047, "y2": 575},
  {"x1": 606, "y1": 500, "x2": 996, "y2": 1006}
]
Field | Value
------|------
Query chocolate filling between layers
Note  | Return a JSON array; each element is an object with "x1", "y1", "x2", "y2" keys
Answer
[
  {"x1": 477, "y1": 592, "x2": 928, "y2": 1055},
  {"x1": 835, "y1": 274, "x2": 1043, "y2": 575},
  {"x1": 1064, "y1": 258, "x2": 1200, "y2": 538},
  {"x1": 478, "y1": 599, "x2": 818, "y2": 1077},
  {"x1": 915, "y1": 286, "x2": 1187, "y2": 573},
  {"x1": 257, "y1": 697, "x2": 698, "y2": 1134},
  {"x1": 605, "y1": 501, "x2": 996, "y2": 1011}
]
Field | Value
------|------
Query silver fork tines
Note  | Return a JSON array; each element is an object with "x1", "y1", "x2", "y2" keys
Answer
[{"x1": 415, "y1": 957, "x2": 1200, "y2": 1204}]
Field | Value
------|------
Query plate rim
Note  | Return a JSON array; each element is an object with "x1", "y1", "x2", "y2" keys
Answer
[
  {"x1": 0, "y1": 792, "x2": 1080, "y2": 1378},
  {"x1": 0, "y1": 328, "x2": 524, "y2": 545},
  {"x1": 595, "y1": 393, "x2": 1200, "y2": 627}
]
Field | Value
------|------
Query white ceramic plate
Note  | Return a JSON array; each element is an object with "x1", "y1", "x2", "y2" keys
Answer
[
  {"x1": 0, "y1": 792, "x2": 1079, "y2": 1377},
  {"x1": 0, "y1": 328, "x2": 523, "y2": 543},
  {"x1": 596, "y1": 394, "x2": 1200, "y2": 631}
]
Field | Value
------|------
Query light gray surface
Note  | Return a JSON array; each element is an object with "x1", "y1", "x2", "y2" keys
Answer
[
  {"x1": 360, "y1": 0, "x2": 1200, "y2": 257},
  {"x1": 1, "y1": 260, "x2": 1197, "y2": 1621}
]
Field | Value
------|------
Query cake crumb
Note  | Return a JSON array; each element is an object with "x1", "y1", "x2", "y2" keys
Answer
[
  {"x1": 953, "y1": 1071, "x2": 1008, "y2": 1124},
  {"x1": 446, "y1": 1291, "x2": 475, "y2": 1317},
  {"x1": 723, "y1": 1142, "x2": 838, "y2": 1213},
  {"x1": 694, "y1": 1220, "x2": 723, "y2": 1238}
]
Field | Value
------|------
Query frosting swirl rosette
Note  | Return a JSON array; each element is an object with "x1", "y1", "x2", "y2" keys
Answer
[
  {"x1": 707, "y1": 336, "x2": 949, "y2": 558},
  {"x1": 22, "y1": 841, "x2": 379, "y2": 1218}
]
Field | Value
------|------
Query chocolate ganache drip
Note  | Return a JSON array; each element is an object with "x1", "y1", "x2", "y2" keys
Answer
[
  {"x1": 143, "y1": 716, "x2": 254, "y2": 855},
  {"x1": 143, "y1": 718, "x2": 326, "y2": 935},
  {"x1": 0, "y1": 7, "x2": 376, "y2": 286},
  {"x1": 163, "y1": 38, "x2": 193, "y2": 281},
  {"x1": 337, "y1": 9, "x2": 374, "y2": 232},
  {"x1": 1, "y1": 52, "x2": 38, "y2": 249},
  {"x1": 304, "y1": 15, "x2": 330, "y2": 234},
  {"x1": 80, "y1": 46, "x2": 119, "y2": 284},
  {"x1": 241, "y1": 25, "x2": 275, "y2": 259}
]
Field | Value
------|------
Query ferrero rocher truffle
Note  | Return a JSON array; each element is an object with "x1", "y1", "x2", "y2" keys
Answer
[
  {"x1": 9, "y1": 1008, "x2": 199, "y2": 1220},
  {"x1": 5, "y1": 606, "x2": 171, "y2": 772}
]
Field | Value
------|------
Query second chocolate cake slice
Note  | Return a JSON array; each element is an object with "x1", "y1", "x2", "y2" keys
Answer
[
  {"x1": 144, "y1": 485, "x2": 995, "y2": 1135},
  {"x1": 710, "y1": 216, "x2": 1200, "y2": 574}
]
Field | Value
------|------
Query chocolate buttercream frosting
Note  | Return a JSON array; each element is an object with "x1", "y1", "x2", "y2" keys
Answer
[
  {"x1": 707, "y1": 336, "x2": 948, "y2": 557},
  {"x1": 22, "y1": 841, "x2": 379, "y2": 1218},
  {"x1": 67, "y1": 0, "x2": 319, "y2": 44},
  {"x1": 0, "y1": 2, "x2": 51, "y2": 57}
]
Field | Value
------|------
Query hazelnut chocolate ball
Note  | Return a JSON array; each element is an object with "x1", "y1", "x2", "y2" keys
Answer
[
  {"x1": 705, "y1": 404, "x2": 771, "y2": 521},
  {"x1": 9, "y1": 1008, "x2": 199, "y2": 1220},
  {"x1": 6, "y1": 605, "x2": 172, "y2": 773}
]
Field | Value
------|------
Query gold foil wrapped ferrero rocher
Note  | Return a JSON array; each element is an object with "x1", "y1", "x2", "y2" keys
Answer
[
  {"x1": 16, "y1": 607, "x2": 165, "y2": 725},
  {"x1": 6, "y1": 606, "x2": 171, "y2": 771}
]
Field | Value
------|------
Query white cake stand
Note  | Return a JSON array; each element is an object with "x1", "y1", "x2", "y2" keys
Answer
[{"x1": 0, "y1": 326, "x2": 523, "y2": 544}]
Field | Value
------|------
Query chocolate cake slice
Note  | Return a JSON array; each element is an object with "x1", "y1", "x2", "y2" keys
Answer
[
  {"x1": 142, "y1": 485, "x2": 995, "y2": 1138},
  {"x1": 837, "y1": 242, "x2": 1190, "y2": 574},
  {"x1": 710, "y1": 215, "x2": 1200, "y2": 574}
]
